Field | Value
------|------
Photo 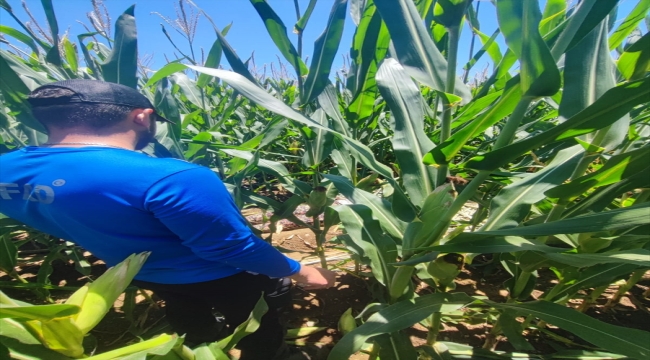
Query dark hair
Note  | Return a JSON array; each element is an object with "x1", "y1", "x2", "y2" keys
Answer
[{"x1": 29, "y1": 87, "x2": 134, "y2": 130}]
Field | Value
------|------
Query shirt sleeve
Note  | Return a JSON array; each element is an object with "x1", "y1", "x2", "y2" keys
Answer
[{"x1": 144, "y1": 166, "x2": 301, "y2": 278}]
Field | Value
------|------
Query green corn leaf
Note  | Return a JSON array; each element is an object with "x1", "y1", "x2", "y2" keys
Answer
[
  {"x1": 224, "y1": 149, "x2": 309, "y2": 196},
  {"x1": 557, "y1": 0, "x2": 618, "y2": 56},
  {"x1": 0, "y1": 51, "x2": 46, "y2": 133},
  {"x1": 1, "y1": 48, "x2": 50, "y2": 87},
  {"x1": 197, "y1": 23, "x2": 232, "y2": 88},
  {"x1": 617, "y1": 31, "x2": 650, "y2": 81},
  {"x1": 295, "y1": 0, "x2": 318, "y2": 33},
  {"x1": 184, "y1": 65, "x2": 324, "y2": 125},
  {"x1": 84, "y1": 334, "x2": 178, "y2": 360},
  {"x1": 0, "y1": 320, "x2": 70, "y2": 359},
  {"x1": 465, "y1": 0, "x2": 479, "y2": 30},
  {"x1": 77, "y1": 32, "x2": 102, "y2": 77},
  {"x1": 0, "y1": 317, "x2": 39, "y2": 345},
  {"x1": 217, "y1": 28, "x2": 258, "y2": 85},
  {"x1": 185, "y1": 132, "x2": 213, "y2": 160},
  {"x1": 498, "y1": 309, "x2": 535, "y2": 351},
  {"x1": 374, "y1": 0, "x2": 472, "y2": 103},
  {"x1": 193, "y1": 344, "x2": 221, "y2": 360},
  {"x1": 0, "y1": 303, "x2": 80, "y2": 321},
  {"x1": 455, "y1": 203, "x2": 650, "y2": 240},
  {"x1": 258, "y1": 116, "x2": 290, "y2": 149},
  {"x1": 61, "y1": 36, "x2": 78, "y2": 73},
  {"x1": 302, "y1": 109, "x2": 333, "y2": 167},
  {"x1": 170, "y1": 72, "x2": 205, "y2": 110},
  {"x1": 249, "y1": 0, "x2": 307, "y2": 77},
  {"x1": 330, "y1": 145, "x2": 355, "y2": 180},
  {"x1": 346, "y1": 1, "x2": 390, "y2": 123},
  {"x1": 539, "y1": 0, "x2": 566, "y2": 35},
  {"x1": 489, "y1": 300, "x2": 650, "y2": 359},
  {"x1": 424, "y1": 83, "x2": 521, "y2": 165},
  {"x1": 609, "y1": 0, "x2": 650, "y2": 50},
  {"x1": 216, "y1": 295, "x2": 267, "y2": 352},
  {"x1": 326, "y1": 174, "x2": 407, "y2": 239},
  {"x1": 40, "y1": 0, "x2": 61, "y2": 65},
  {"x1": 546, "y1": 145, "x2": 650, "y2": 201},
  {"x1": 543, "y1": 250, "x2": 650, "y2": 268},
  {"x1": 328, "y1": 293, "x2": 473, "y2": 360},
  {"x1": 154, "y1": 78, "x2": 183, "y2": 143},
  {"x1": 463, "y1": 28, "x2": 501, "y2": 73},
  {"x1": 496, "y1": 0, "x2": 560, "y2": 98},
  {"x1": 482, "y1": 145, "x2": 583, "y2": 231},
  {"x1": 301, "y1": 0, "x2": 348, "y2": 104},
  {"x1": 436, "y1": 341, "x2": 629, "y2": 359},
  {"x1": 419, "y1": 236, "x2": 563, "y2": 254},
  {"x1": 375, "y1": 331, "x2": 418, "y2": 360},
  {"x1": 0, "y1": 25, "x2": 39, "y2": 54},
  {"x1": 563, "y1": 166, "x2": 650, "y2": 218},
  {"x1": 335, "y1": 204, "x2": 397, "y2": 286},
  {"x1": 101, "y1": 5, "x2": 138, "y2": 88},
  {"x1": 268, "y1": 195, "x2": 310, "y2": 229},
  {"x1": 551, "y1": 263, "x2": 640, "y2": 301},
  {"x1": 448, "y1": 91, "x2": 503, "y2": 132},
  {"x1": 466, "y1": 77, "x2": 650, "y2": 171},
  {"x1": 145, "y1": 63, "x2": 187, "y2": 87},
  {"x1": 0, "y1": 235, "x2": 17, "y2": 274},
  {"x1": 561, "y1": 16, "x2": 627, "y2": 152},
  {"x1": 432, "y1": 0, "x2": 472, "y2": 28},
  {"x1": 376, "y1": 58, "x2": 436, "y2": 207},
  {"x1": 318, "y1": 83, "x2": 351, "y2": 137}
]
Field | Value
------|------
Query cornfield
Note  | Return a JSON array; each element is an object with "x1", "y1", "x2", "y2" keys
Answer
[{"x1": 1, "y1": 0, "x2": 649, "y2": 359}]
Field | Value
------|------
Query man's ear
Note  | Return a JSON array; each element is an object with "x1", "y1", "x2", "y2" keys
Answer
[{"x1": 131, "y1": 108, "x2": 155, "y2": 128}]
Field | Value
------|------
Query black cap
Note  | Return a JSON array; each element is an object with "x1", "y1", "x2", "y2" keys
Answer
[{"x1": 27, "y1": 80, "x2": 173, "y2": 123}]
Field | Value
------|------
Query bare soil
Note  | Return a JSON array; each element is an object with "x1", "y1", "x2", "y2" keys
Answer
[{"x1": 2, "y1": 227, "x2": 649, "y2": 359}]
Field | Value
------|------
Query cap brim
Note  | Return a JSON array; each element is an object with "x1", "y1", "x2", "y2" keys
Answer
[{"x1": 154, "y1": 112, "x2": 175, "y2": 124}]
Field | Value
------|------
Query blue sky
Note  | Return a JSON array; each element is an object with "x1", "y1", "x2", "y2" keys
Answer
[{"x1": 0, "y1": 0, "x2": 643, "y2": 81}]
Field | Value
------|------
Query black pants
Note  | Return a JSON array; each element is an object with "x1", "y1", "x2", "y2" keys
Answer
[{"x1": 133, "y1": 272, "x2": 293, "y2": 360}]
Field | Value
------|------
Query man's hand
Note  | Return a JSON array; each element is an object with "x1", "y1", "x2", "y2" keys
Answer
[{"x1": 289, "y1": 265, "x2": 337, "y2": 290}]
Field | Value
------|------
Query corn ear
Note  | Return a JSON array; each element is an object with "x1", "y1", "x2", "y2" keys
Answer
[
  {"x1": 68, "y1": 252, "x2": 150, "y2": 334},
  {"x1": 306, "y1": 186, "x2": 328, "y2": 217},
  {"x1": 389, "y1": 265, "x2": 414, "y2": 303},
  {"x1": 64, "y1": 284, "x2": 89, "y2": 307},
  {"x1": 40, "y1": 317, "x2": 85, "y2": 358},
  {"x1": 285, "y1": 326, "x2": 327, "y2": 339},
  {"x1": 427, "y1": 253, "x2": 464, "y2": 292},
  {"x1": 338, "y1": 308, "x2": 357, "y2": 335}
]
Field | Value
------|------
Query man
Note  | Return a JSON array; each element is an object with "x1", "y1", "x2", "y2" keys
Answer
[{"x1": 0, "y1": 80, "x2": 336, "y2": 359}]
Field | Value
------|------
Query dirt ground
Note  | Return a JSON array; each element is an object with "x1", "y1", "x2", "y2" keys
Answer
[{"x1": 2, "y1": 226, "x2": 649, "y2": 359}]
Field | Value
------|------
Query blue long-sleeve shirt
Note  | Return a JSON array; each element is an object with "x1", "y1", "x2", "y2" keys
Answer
[{"x1": 0, "y1": 146, "x2": 301, "y2": 284}]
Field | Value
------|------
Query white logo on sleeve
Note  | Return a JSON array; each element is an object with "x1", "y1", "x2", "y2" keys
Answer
[{"x1": 0, "y1": 183, "x2": 56, "y2": 204}]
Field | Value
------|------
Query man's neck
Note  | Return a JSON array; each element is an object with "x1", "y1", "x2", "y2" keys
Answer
[{"x1": 44, "y1": 131, "x2": 136, "y2": 150}]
